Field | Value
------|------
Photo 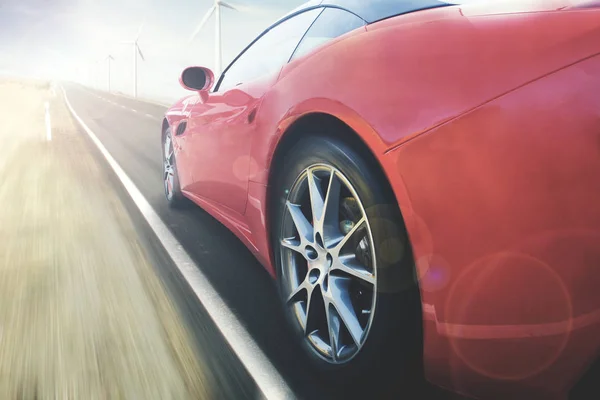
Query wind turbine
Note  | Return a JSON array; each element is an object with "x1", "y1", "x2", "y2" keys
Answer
[
  {"x1": 104, "y1": 54, "x2": 115, "y2": 92},
  {"x1": 188, "y1": 0, "x2": 240, "y2": 77},
  {"x1": 122, "y1": 24, "x2": 145, "y2": 98}
]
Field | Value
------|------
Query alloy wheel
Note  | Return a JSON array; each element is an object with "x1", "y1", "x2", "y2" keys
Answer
[
  {"x1": 280, "y1": 164, "x2": 377, "y2": 364},
  {"x1": 163, "y1": 133, "x2": 175, "y2": 201}
]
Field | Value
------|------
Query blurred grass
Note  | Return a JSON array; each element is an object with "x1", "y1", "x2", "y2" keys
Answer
[
  {"x1": 0, "y1": 77, "x2": 50, "y2": 90},
  {"x1": 0, "y1": 81, "x2": 209, "y2": 399}
]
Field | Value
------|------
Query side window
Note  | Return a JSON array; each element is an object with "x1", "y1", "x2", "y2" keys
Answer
[
  {"x1": 218, "y1": 8, "x2": 322, "y2": 91},
  {"x1": 291, "y1": 8, "x2": 365, "y2": 61}
]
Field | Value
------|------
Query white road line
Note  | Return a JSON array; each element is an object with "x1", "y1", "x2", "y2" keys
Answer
[
  {"x1": 61, "y1": 86, "x2": 295, "y2": 400},
  {"x1": 93, "y1": 94, "x2": 145, "y2": 117},
  {"x1": 142, "y1": 113, "x2": 160, "y2": 121},
  {"x1": 44, "y1": 101, "x2": 52, "y2": 141},
  {"x1": 111, "y1": 90, "x2": 172, "y2": 107}
]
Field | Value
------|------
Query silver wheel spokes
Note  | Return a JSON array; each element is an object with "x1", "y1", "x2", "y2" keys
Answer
[
  {"x1": 281, "y1": 165, "x2": 376, "y2": 363},
  {"x1": 163, "y1": 135, "x2": 175, "y2": 199}
]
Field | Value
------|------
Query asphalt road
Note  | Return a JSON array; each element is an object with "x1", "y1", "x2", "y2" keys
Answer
[{"x1": 63, "y1": 83, "x2": 460, "y2": 400}]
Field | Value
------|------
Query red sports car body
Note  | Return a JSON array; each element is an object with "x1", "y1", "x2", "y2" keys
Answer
[{"x1": 163, "y1": 1, "x2": 600, "y2": 398}]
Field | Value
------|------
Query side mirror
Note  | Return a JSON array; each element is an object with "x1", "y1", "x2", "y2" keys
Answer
[{"x1": 179, "y1": 66, "x2": 214, "y2": 93}]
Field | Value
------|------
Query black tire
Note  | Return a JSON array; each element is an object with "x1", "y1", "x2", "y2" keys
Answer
[
  {"x1": 162, "y1": 127, "x2": 187, "y2": 208},
  {"x1": 271, "y1": 135, "x2": 422, "y2": 389}
]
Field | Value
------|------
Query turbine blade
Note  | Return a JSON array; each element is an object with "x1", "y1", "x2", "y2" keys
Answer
[
  {"x1": 188, "y1": 5, "x2": 215, "y2": 43},
  {"x1": 221, "y1": 1, "x2": 265, "y2": 14},
  {"x1": 219, "y1": 1, "x2": 238, "y2": 11},
  {"x1": 137, "y1": 45, "x2": 145, "y2": 61},
  {"x1": 136, "y1": 22, "x2": 144, "y2": 40}
]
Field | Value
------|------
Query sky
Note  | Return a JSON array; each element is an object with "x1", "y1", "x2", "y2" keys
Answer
[{"x1": 0, "y1": 0, "x2": 305, "y2": 102}]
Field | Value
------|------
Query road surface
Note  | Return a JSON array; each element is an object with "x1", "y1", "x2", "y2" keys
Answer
[{"x1": 60, "y1": 82, "x2": 460, "y2": 400}]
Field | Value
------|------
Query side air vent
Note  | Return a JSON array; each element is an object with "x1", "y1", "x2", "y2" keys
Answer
[{"x1": 176, "y1": 121, "x2": 187, "y2": 136}]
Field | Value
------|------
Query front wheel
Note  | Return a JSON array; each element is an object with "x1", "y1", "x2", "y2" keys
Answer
[
  {"x1": 162, "y1": 127, "x2": 186, "y2": 208},
  {"x1": 271, "y1": 136, "x2": 422, "y2": 386}
]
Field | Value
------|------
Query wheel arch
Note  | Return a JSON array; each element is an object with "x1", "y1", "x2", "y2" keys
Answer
[
  {"x1": 265, "y1": 112, "x2": 413, "y2": 277},
  {"x1": 267, "y1": 113, "x2": 390, "y2": 202}
]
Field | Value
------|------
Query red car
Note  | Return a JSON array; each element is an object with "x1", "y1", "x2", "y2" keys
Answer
[{"x1": 162, "y1": 0, "x2": 600, "y2": 398}]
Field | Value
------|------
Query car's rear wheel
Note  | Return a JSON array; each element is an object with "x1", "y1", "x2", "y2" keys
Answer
[
  {"x1": 272, "y1": 135, "x2": 422, "y2": 385},
  {"x1": 162, "y1": 128, "x2": 186, "y2": 208}
]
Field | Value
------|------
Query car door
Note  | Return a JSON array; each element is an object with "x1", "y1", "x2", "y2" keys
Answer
[{"x1": 185, "y1": 8, "x2": 323, "y2": 215}]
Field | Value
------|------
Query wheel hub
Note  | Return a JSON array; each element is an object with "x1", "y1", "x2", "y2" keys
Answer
[{"x1": 308, "y1": 250, "x2": 334, "y2": 284}]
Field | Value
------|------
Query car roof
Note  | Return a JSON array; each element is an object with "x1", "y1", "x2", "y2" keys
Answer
[{"x1": 283, "y1": 0, "x2": 455, "y2": 24}]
